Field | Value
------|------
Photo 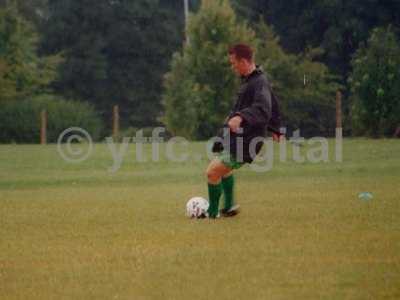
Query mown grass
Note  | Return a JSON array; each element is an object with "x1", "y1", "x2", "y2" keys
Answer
[{"x1": 1, "y1": 139, "x2": 399, "y2": 299}]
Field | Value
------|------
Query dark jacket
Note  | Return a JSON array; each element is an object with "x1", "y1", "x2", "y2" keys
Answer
[{"x1": 213, "y1": 67, "x2": 276, "y2": 163}]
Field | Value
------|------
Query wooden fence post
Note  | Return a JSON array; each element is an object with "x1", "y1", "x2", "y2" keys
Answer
[
  {"x1": 335, "y1": 90, "x2": 343, "y2": 162},
  {"x1": 112, "y1": 105, "x2": 120, "y2": 141},
  {"x1": 336, "y1": 90, "x2": 342, "y2": 129},
  {"x1": 40, "y1": 110, "x2": 47, "y2": 145}
]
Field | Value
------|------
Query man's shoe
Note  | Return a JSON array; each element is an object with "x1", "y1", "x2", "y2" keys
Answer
[{"x1": 220, "y1": 204, "x2": 240, "y2": 217}]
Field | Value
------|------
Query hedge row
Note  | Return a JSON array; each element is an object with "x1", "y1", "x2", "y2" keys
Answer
[{"x1": 0, "y1": 95, "x2": 102, "y2": 143}]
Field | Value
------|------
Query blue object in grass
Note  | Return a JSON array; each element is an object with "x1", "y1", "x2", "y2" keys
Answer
[{"x1": 358, "y1": 192, "x2": 373, "y2": 201}]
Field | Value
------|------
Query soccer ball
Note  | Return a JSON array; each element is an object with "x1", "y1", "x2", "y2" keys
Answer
[{"x1": 186, "y1": 197, "x2": 209, "y2": 218}]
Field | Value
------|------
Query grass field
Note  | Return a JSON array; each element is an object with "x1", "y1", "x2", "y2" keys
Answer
[{"x1": 1, "y1": 138, "x2": 400, "y2": 299}]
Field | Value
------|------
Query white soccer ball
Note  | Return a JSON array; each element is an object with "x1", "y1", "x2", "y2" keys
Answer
[{"x1": 186, "y1": 197, "x2": 209, "y2": 218}]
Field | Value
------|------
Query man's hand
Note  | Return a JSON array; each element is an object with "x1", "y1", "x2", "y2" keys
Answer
[{"x1": 228, "y1": 115, "x2": 243, "y2": 133}]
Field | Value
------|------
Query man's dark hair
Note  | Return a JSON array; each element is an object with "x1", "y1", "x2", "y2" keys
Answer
[{"x1": 228, "y1": 44, "x2": 253, "y2": 61}]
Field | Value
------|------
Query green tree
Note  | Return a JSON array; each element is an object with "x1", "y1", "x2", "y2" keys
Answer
[
  {"x1": 0, "y1": 2, "x2": 37, "y2": 98},
  {"x1": 41, "y1": 0, "x2": 183, "y2": 127},
  {"x1": 349, "y1": 26, "x2": 400, "y2": 137},
  {"x1": 0, "y1": 0, "x2": 49, "y2": 29},
  {"x1": 0, "y1": 1, "x2": 60, "y2": 101},
  {"x1": 163, "y1": 0, "x2": 256, "y2": 139},
  {"x1": 255, "y1": 21, "x2": 340, "y2": 136},
  {"x1": 0, "y1": 58, "x2": 17, "y2": 100}
]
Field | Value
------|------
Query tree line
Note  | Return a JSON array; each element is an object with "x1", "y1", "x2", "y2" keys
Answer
[{"x1": 1, "y1": 0, "x2": 399, "y2": 141}]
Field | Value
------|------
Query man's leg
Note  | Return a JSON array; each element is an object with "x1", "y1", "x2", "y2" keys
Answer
[
  {"x1": 221, "y1": 172, "x2": 234, "y2": 211},
  {"x1": 206, "y1": 158, "x2": 232, "y2": 218}
]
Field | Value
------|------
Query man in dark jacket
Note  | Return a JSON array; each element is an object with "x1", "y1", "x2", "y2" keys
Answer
[{"x1": 206, "y1": 44, "x2": 278, "y2": 218}]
